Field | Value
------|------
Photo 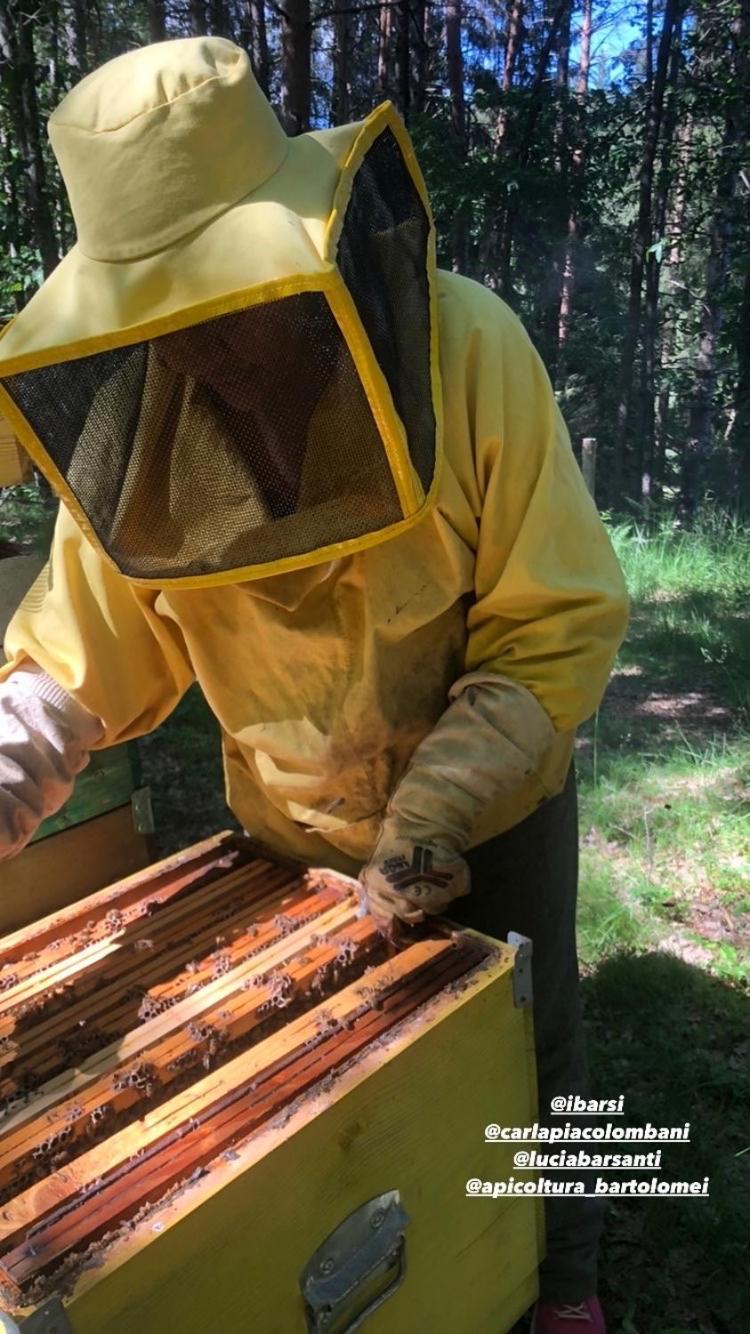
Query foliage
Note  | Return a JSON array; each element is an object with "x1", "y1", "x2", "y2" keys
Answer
[{"x1": 0, "y1": 2, "x2": 748, "y2": 516}]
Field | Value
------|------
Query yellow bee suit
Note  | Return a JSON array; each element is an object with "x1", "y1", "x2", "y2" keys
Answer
[{"x1": 1, "y1": 271, "x2": 629, "y2": 876}]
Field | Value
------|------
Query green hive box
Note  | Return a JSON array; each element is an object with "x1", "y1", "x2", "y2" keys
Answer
[{"x1": 1, "y1": 550, "x2": 153, "y2": 931}]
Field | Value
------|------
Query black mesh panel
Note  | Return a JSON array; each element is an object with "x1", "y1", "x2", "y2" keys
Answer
[
  {"x1": 3, "y1": 292, "x2": 402, "y2": 581},
  {"x1": 337, "y1": 127, "x2": 436, "y2": 494}
]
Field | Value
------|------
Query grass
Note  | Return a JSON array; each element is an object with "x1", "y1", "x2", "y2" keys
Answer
[{"x1": 573, "y1": 511, "x2": 750, "y2": 1332}]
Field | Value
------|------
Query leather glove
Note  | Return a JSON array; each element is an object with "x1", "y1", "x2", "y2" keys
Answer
[
  {"x1": 359, "y1": 672, "x2": 555, "y2": 926},
  {"x1": 359, "y1": 832, "x2": 470, "y2": 926},
  {"x1": 0, "y1": 664, "x2": 104, "y2": 861}
]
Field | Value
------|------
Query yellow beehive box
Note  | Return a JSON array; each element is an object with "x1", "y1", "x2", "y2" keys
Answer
[
  {"x1": 0, "y1": 834, "x2": 541, "y2": 1334},
  {"x1": 0, "y1": 417, "x2": 32, "y2": 487}
]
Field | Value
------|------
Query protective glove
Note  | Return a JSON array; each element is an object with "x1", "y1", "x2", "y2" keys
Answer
[
  {"x1": 359, "y1": 672, "x2": 556, "y2": 926},
  {"x1": 0, "y1": 664, "x2": 104, "y2": 861}
]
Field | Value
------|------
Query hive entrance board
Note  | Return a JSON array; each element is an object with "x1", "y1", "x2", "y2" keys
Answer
[{"x1": 0, "y1": 832, "x2": 496, "y2": 1318}]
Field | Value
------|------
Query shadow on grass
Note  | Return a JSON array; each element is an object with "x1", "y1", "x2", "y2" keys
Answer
[
  {"x1": 583, "y1": 951, "x2": 750, "y2": 1333},
  {"x1": 619, "y1": 592, "x2": 750, "y2": 712}
]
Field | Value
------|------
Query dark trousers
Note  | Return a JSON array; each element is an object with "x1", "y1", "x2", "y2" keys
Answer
[{"x1": 449, "y1": 766, "x2": 604, "y2": 1304}]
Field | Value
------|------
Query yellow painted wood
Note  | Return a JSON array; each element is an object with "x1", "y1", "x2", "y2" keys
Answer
[
  {"x1": 22, "y1": 938, "x2": 540, "y2": 1334},
  {"x1": 0, "y1": 806, "x2": 151, "y2": 933},
  {"x1": 0, "y1": 424, "x2": 31, "y2": 487}
]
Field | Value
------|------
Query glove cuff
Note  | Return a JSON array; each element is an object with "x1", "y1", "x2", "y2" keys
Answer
[
  {"x1": 5, "y1": 665, "x2": 104, "y2": 747},
  {"x1": 383, "y1": 673, "x2": 556, "y2": 856}
]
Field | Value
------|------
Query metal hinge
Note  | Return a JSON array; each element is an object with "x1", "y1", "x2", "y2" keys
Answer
[
  {"x1": 131, "y1": 785, "x2": 155, "y2": 835},
  {"x1": 18, "y1": 1297, "x2": 72, "y2": 1333},
  {"x1": 507, "y1": 931, "x2": 533, "y2": 1008}
]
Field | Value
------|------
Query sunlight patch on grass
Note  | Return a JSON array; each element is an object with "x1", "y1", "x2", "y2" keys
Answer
[{"x1": 578, "y1": 734, "x2": 750, "y2": 986}]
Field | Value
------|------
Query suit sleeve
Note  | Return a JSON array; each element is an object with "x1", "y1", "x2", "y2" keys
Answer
[
  {"x1": 1, "y1": 502, "x2": 195, "y2": 746},
  {"x1": 462, "y1": 300, "x2": 629, "y2": 733}
]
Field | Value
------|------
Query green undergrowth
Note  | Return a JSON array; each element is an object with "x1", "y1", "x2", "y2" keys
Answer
[{"x1": 574, "y1": 512, "x2": 750, "y2": 1332}]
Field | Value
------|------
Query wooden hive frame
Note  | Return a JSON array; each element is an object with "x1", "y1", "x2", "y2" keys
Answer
[{"x1": 0, "y1": 833, "x2": 501, "y2": 1318}]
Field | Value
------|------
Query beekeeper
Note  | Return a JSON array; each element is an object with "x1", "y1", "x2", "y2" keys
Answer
[{"x1": 0, "y1": 37, "x2": 627, "y2": 1334}]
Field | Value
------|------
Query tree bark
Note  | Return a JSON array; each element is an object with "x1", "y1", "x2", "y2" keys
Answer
[
  {"x1": 280, "y1": 0, "x2": 311, "y2": 133},
  {"x1": 395, "y1": 0, "x2": 411, "y2": 121},
  {"x1": 377, "y1": 2, "x2": 394, "y2": 98},
  {"x1": 610, "y1": 0, "x2": 685, "y2": 507},
  {"x1": 445, "y1": 0, "x2": 467, "y2": 271},
  {"x1": 190, "y1": 0, "x2": 208, "y2": 36},
  {"x1": 446, "y1": 0, "x2": 465, "y2": 143},
  {"x1": 495, "y1": 0, "x2": 524, "y2": 148},
  {"x1": 731, "y1": 0, "x2": 750, "y2": 512},
  {"x1": 655, "y1": 116, "x2": 691, "y2": 496},
  {"x1": 209, "y1": 0, "x2": 230, "y2": 36},
  {"x1": 556, "y1": 0, "x2": 592, "y2": 372},
  {"x1": 332, "y1": 4, "x2": 352, "y2": 124},
  {"x1": 640, "y1": 11, "x2": 683, "y2": 501},
  {"x1": 682, "y1": 0, "x2": 749, "y2": 515},
  {"x1": 736, "y1": 267, "x2": 750, "y2": 514},
  {"x1": 244, "y1": 0, "x2": 270, "y2": 96},
  {"x1": 412, "y1": 0, "x2": 429, "y2": 116},
  {"x1": 147, "y1": 0, "x2": 167, "y2": 42},
  {"x1": 0, "y1": 1, "x2": 59, "y2": 281},
  {"x1": 680, "y1": 158, "x2": 733, "y2": 517},
  {"x1": 72, "y1": 0, "x2": 88, "y2": 74}
]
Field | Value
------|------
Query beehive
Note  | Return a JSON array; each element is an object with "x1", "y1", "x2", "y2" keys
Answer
[{"x1": 0, "y1": 833, "x2": 541, "y2": 1333}]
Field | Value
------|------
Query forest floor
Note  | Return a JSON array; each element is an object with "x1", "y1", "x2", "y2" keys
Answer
[
  {"x1": 3, "y1": 489, "x2": 748, "y2": 1331},
  {"x1": 570, "y1": 517, "x2": 750, "y2": 1334}
]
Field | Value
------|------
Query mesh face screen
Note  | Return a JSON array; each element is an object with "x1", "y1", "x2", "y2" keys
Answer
[
  {"x1": 337, "y1": 128, "x2": 436, "y2": 494},
  {"x1": 3, "y1": 293, "x2": 403, "y2": 580}
]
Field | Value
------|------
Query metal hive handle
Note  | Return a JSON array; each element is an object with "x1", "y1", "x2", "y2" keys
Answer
[{"x1": 300, "y1": 1189, "x2": 410, "y2": 1333}]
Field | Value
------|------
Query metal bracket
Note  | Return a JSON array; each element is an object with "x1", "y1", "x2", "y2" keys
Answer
[
  {"x1": 508, "y1": 931, "x2": 533, "y2": 1008},
  {"x1": 131, "y1": 785, "x2": 155, "y2": 836},
  {"x1": 300, "y1": 1190, "x2": 409, "y2": 1333},
  {"x1": 19, "y1": 1297, "x2": 72, "y2": 1333}
]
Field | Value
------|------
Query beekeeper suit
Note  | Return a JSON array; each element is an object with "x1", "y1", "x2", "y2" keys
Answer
[{"x1": 0, "y1": 38, "x2": 627, "y2": 1330}]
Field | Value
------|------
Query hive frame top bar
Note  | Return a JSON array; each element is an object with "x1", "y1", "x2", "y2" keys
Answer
[{"x1": 0, "y1": 832, "x2": 507, "y2": 1322}]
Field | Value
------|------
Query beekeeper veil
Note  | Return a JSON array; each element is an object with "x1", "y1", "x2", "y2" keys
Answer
[{"x1": 0, "y1": 38, "x2": 442, "y2": 587}]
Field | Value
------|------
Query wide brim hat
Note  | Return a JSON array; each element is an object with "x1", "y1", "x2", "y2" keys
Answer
[{"x1": 0, "y1": 38, "x2": 443, "y2": 588}]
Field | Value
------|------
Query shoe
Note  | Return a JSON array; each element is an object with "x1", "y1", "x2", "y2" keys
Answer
[{"x1": 530, "y1": 1296, "x2": 605, "y2": 1334}]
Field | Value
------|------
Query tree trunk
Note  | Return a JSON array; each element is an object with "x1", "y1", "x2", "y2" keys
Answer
[
  {"x1": 412, "y1": 0, "x2": 429, "y2": 116},
  {"x1": 640, "y1": 12, "x2": 683, "y2": 501},
  {"x1": 610, "y1": 0, "x2": 684, "y2": 508},
  {"x1": 556, "y1": 0, "x2": 570, "y2": 88},
  {"x1": 332, "y1": 5, "x2": 352, "y2": 124},
  {"x1": 445, "y1": 0, "x2": 467, "y2": 271},
  {"x1": 0, "y1": 2, "x2": 59, "y2": 282},
  {"x1": 245, "y1": 0, "x2": 270, "y2": 96},
  {"x1": 446, "y1": 0, "x2": 465, "y2": 143},
  {"x1": 683, "y1": 0, "x2": 749, "y2": 515},
  {"x1": 680, "y1": 170, "x2": 732, "y2": 517},
  {"x1": 736, "y1": 268, "x2": 750, "y2": 514},
  {"x1": 209, "y1": 0, "x2": 230, "y2": 36},
  {"x1": 495, "y1": 0, "x2": 524, "y2": 147},
  {"x1": 654, "y1": 116, "x2": 691, "y2": 495},
  {"x1": 731, "y1": 0, "x2": 750, "y2": 512},
  {"x1": 544, "y1": 0, "x2": 573, "y2": 379},
  {"x1": 280, "y1": 0, "x2": 311, "y2": 133},
  {"x1": 377, "y1": 2, "x2": 393, "y2": 98},
  {"x1": 72, "y1": 0, "x2": 88, "y2": 74},
  {"x1": 190, "y1": 0, "x2": 208, "y2": 36},
  {"x1": 395, "y1": 0, "x2": 411, "y2": 121},
  {"x1": 147, "y1": 0, "x2": 166, "y2": 42},
  {"x1": 556, "y1": 0, "x2": 592, "y2": 372},
  {"x1": 497, "y1": 0, "x2": 569, "y2": 301}
]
